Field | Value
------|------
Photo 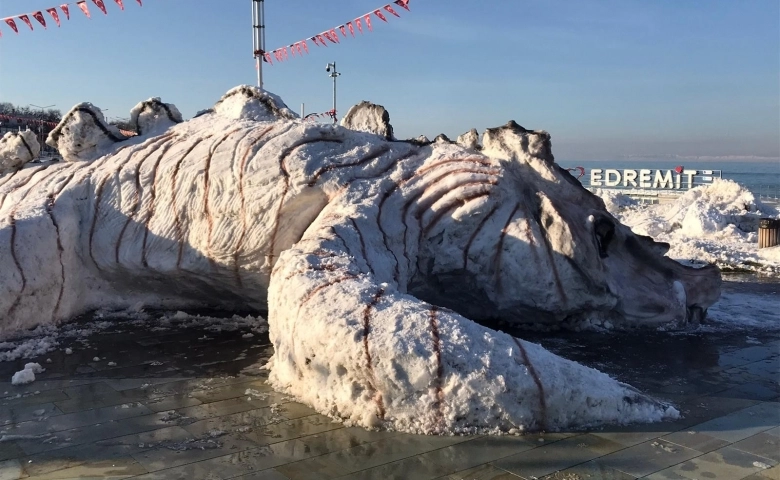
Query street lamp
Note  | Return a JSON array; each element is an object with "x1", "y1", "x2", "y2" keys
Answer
[
  {"x1": 28, "y1": 104, "x2": 55, "y2": 154},
  {"x1": 325, "y1": 62, "x2": 341, "y2": 124}
]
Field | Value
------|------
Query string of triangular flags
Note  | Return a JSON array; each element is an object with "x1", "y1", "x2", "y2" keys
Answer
[
  {"x1": 0, "y1": 0, "x2": 142, "y2": 38},
  {"x1": 259, "y1": 0, "x2": 410, "y2": 65},
  {"x1": 303, "y1": 110, "x2": 337, "y2": 121}
]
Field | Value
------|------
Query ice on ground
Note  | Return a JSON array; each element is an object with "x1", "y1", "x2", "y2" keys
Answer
[
  {"x1": 594, "y1": 179, "x2": 780, "y2": 275},
  {"x1": 11, "y1": 363, "x2": 44, "y2": 385}
]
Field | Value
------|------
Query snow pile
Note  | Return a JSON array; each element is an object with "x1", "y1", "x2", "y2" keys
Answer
[
  {"x1": 663, "y1": 179, "x2": 775, "y2": 237},
  {"x1": 46, "y1": 102, "x2": 126, "y2": 162},
  {"x1": 0, "y1": 130, "x2": 40, "y2": 173},
  {"x1": 456, "y1": 128, "x2": 479, "y2": 150},
  {"x1": 11, "y1": 362, "x2": 44, "y2": 385},
  {"x1": 590, "y1": 188, "x2": 639, "y2": 215},
  {"x1": 212, "y1": 85, "x2": 298, "y2": 122},
  {"x1": 340, "y1": 101, "x2": 394, "y2": 140},
  {"x1": 129, "y1": 97, "x2": 183, "y2": 136},
  {"x1": 599, "y1": 180, "x2": 780, "y2": 274}
]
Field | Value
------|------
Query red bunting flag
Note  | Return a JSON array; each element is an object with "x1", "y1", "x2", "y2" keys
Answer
[
  {"x1": 289, "y1": 45, "x2": 296, "y2": 57},
  {"x1": 114, "y1": 0, "x2": 125, "y2": 10},
  {"x1": 4, "y1": 18, "x2": 19, "y2": 34},
  {"x1": 384, "y1": 5, "x2": 401, "y2": 17},
  {"x1": 295, "y1": 42, "x2": 303, "y2": 56},
  {"x1": 329, "y1": 29, "x2": 340, "y2": 43},
  {"x1": 347, "y1": 21, "x2": 355, "y2": 37},
  {"x1": 136, "y1": 0, "x2": 142, "y2": 5},
  {"x1": 60, "y1": 4, "x2": 71, "y2": 19},
  {"x1": 394, "y1": 0, "x2": 410, "y2": 11},
  {"x1": 19, "y1": 15, "x2": 34, "y2": 31},
  {"x1": 264, "y1": 52, "x2": 272, "y2": 64},
  {"x1": 301, "y1": 40, "x2": 309, "y2": 54},
  {"x1": 77, "y1": 1, "x2": 91, "y2": 18},
  {"x1": 339, "y1": 25, "x2": 347, "y2": 37},
  {"x1": 356, "y1": 18, "x2": 364, "y2": 34},
  {"x1": 364, "y1": 14, "x2": 373, "y2": 31},
  {"x1": 33, "y1": 11, "x2": 47, "y2": 28},
  {"x1": 92, "y1": 0, "x2": 108, "y2": 15},
  {"x1": 374, "y1": 9, "x2": 388, "y2": 22},
  {"x1": 310, "y1": 36, "x2": 319, "y2": 46},
  {"x1": 47, "y1": 8, "x2": 61, "y2": 27},
  {"x1": 317, "y1": 34, "x2": 328, "y2": 46},
  {"x1": 274, "y1": 50, "x2": 282, "y2": 61}
]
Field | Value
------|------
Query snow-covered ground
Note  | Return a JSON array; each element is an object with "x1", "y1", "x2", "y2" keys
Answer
[{"x1": 593, "y1": 179, "x2": 780, "y2": 276}]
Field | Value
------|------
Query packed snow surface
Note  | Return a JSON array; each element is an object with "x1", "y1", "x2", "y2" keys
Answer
[{"x1": 595, "y1": 179, "x2": 780, "y2": 275}]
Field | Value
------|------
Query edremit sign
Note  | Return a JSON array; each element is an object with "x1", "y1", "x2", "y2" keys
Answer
[{"x1": 588, "y1": 168, "x2": 719, "y2": 190}]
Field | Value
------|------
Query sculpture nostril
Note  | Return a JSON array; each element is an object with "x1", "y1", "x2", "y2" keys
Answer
[{"x1": 686, "y1": 306, "x2": 706, "y2": 325}]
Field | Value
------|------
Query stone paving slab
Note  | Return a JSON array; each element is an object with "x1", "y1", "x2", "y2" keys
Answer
[{"x1": 0, "y1": 280, "x2": 778, "y2": 480}]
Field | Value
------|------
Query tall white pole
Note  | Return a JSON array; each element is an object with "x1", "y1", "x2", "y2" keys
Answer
[
  {"x1": 326, "y1": 62, "x2": 340, "y2": 124},
  {"x1": 252, "y1": 0, "x2": 265, "y2": 89}
]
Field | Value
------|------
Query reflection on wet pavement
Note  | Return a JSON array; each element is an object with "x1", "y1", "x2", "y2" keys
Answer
[{"x1": 0, "y1": 280, "x2": 777, "y2": 479}]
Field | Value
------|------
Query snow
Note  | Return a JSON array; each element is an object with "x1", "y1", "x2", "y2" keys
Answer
[
  {"x1": 595, "y1": 179, "x2": 780, "y2": 275},
  {"x1": 0, "y1": 130, "x2": 40, "y2": 173},
  {"x1": 46, "y1": 102, "x2": 126, "y2": 162},
  {"x1": 11, "y1": 363, "x2": 44, "y2": 385},
  {"x1": 0, "y1": 85, "x2": 774, "y2": 435},
  {"x1": 590, "y1": 188, "x2": 638, "y2": 215},
  {"x1": 129, "y1": 97, "x2": 183, "y2": 136},
  {"x1": 340, "y1": 101, "x2": 394, "y2": 139}
]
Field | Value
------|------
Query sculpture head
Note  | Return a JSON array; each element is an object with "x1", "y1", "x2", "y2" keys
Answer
[{"x1": 412, "y1": 121, "x2": 721, "y2": 328}]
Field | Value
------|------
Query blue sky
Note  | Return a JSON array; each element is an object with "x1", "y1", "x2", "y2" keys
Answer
[{"x1": 0, "y1": 0, "x2": 778, "y2": 161}]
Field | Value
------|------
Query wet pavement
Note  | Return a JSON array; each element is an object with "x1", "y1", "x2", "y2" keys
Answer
[{"x1": 0, "y1": 279, "x2": 778, "y2": 479}]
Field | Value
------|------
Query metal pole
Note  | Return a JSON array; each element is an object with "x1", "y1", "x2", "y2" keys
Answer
[
  {"x1": 326, "y1": 62, "x2": 341, "y2": 124},
  {"x1": 252, "y1": 0, "x2": 264, "y2": 89},
  {"x1": 301, "y1": 103, "x2": 305, "y2": 117}
]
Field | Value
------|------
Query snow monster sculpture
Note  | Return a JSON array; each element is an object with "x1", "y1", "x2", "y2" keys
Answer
[{"x1": 0, "y1": 86, "x2": 721, "y2": 434}]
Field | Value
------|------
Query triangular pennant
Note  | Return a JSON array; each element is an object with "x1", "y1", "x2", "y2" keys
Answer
[
  {"x1": 46, "y1": 8, "x2": 61, "y2": 27},
  {"x1": 136, "y1": 0, "x2": 142, "y2": 5},
  {"x1": 384, "y1": 5, "x2": 401, "y2": 17},
  {"x1": 301, "y1": 39, "x2": 309, "y2": 54},
  {"x1": 114, "y1": 0, "x2": 125, "y2": 10},
  {"x1": 19, "y1": 15, "x2": 34, "y2": 31},
  {"x1": 273, "y1": 50, "x2": 281, "y2": 61},
  {"x1": 339, "y1": 25, "x2": 347, "y2": 37},
  {"x1": 295, "y1": 42, "x2": 303, "y2": 56},
  {"x1": 32, "y1": 11, "x2": 47, "y2": 28},
  {"x1": 310, "y1": 36, "x2": 319, "y2": 46},
  {"x1": 374, "y1": 10, "x2": 388, "y2": 22},
  {"x1": 77, "y1": 1, "x2": 91, "y2": 18},
  {"x1": 347, "y1": 22, "x2": 355, "y2": 37},
  {"x1": 91, "y1": 0, "x2": 108, "y2": 15},
  {"x1": 394, "y1": 0, "x2": 410, "y2": 11},
  {"x1": 264, "y1": 52, "x2": 272, "y2": 64},
  {"x1": 329, "y1": 29, "x2": 340, "y2": 43},
  {"x1": 288, "y1": 45, "x2": 295, "y2": 58},
  {"x1": 364, "y1": 14, "x2": 373, "y2": 31},
  {"x1": 4, "y1": 18, "x2": 19, "y2": 34},
  {"x1": 356, "y1": 18, "x2": 364, "y2": 34},
  {"x1": 317, "y1": 34, "x2": 328, "y2": 46},
  {"x1": 60, "y1": 4, "x2": 71, "y2": 19}
]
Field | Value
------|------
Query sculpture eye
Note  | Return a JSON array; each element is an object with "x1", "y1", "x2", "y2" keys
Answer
[{"x1": 594, "y1": 218, "x2": 615, "y2": 258}]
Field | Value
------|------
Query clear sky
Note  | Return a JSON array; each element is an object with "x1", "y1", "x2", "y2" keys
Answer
[{"x1": 1, "y1": 0, "x2": 778, "y2": 161}]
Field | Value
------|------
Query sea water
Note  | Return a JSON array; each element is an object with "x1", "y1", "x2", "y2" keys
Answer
[{"x1": 560, "y1": 160, "x2": 780, "y2": 199}]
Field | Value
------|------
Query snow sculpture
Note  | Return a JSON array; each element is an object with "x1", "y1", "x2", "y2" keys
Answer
[
  {"x1": 456, "y1": 128, "x2": 479, "y2": 150},
  {"x1": 0, "y1": 130, "x2": 41, "y2": 173},
  {"x1": 129, "y1": 97, "x2": 183, "y2": 136},
  {"x1": 341, "y1": 101, "x2": 394, "y2": 140},
  {"x1": 46, "y1": 102, "x2": 126, "y2": 162},
  {"x1": 0, "y1": 85, "x2": 722, "y2": 434}
]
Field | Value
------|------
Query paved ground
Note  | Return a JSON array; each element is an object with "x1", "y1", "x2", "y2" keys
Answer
[{"x1": 0, "y1": 279, "x2": 778, "y2": 479}]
